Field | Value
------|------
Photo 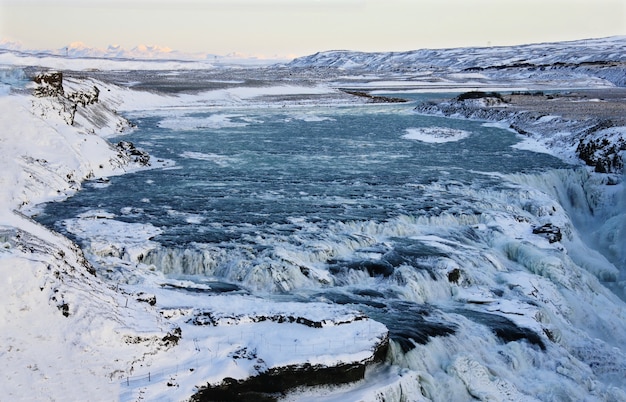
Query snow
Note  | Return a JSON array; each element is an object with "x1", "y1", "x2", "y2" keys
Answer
[
  {"x1": 2, "y1": 36, "x2": 626, "y2": 401},
  {"x1": 0, "y1": 71, "x2": 388, "y2": 402},
  {"x1": 0, "y1": 41, "x2": 287, "y2": 69},
  {"x1": 158, "y1": 113, "x2": 249, "y2": 130},
  {"x1": 402, "y1": 126, "x2": 471, "y2": 143}
]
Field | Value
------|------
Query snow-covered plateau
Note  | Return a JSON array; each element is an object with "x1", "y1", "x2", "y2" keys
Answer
[{"x1": 1, "y1": 36, "x2": 625, "y2": 401}]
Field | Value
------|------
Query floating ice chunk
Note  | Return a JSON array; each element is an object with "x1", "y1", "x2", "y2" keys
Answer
[{"x1": 402, "y1": 127, "x2": 470, "y2": 143}]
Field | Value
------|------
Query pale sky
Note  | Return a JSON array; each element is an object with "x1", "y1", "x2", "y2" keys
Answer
[{"x1": 1, "y1": 0, "x2": 625, "y2": 59}]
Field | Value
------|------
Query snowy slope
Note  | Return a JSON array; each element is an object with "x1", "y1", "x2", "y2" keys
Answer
[
  {"x1": 289, "y1": 36, "x2": 626, "y2": 72},
  {"x1": 0, "y1": 77, "x2": 180, "y2": 401},
  {"x1": 289, "y1": 36, "x2": 626, "y2": 88}
]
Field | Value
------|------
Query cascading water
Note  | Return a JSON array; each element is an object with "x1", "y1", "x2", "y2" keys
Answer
[
  {"x1": 34, "y1": 99, "x2": 626, "y2": 399},
  {"x1": 507, "y1": 169, "x2": 626, "y2": 293}
]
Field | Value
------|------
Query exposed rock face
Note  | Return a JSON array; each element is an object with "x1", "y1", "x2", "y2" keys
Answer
[
  {"x1": 116, "y1": 141, "x2": 150, "y2": 166},
  {"x1": 32, "y1": 71, "x2": 89, "y2": 126},
  {"x1": 66, "y1": 85, "x2": 99, "y2": 107},
  {"x1": 532, "y1": 223, "x2": 563, "y2": 243},
  {"x1": 34, "y1": 71, "x2": 64, "y2": 97},
  {"x1": 32, "y1": 71, "x2": 133, "y2": 133},
  {"x1": 191, "y1": 336, "x2": 389, "y2": 402},
  {"x1": 576, "y1": 124, "x2": 626, "y2": 173}
]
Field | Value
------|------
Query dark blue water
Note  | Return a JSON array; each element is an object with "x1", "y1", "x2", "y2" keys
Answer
[
  {"x1": 34, "y1": 99, "x2": 580, "y2": 356},
  {"x1": 36, "y1": 103, "x2": 568, "y2": 249}
]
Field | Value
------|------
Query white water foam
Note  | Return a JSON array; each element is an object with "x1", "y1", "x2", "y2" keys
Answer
[
  {"x1": 158, "y1": 114, "x2": 249, "y2": 130},
  {"x1": 402, "y1": 127, "x2": 471, "y2": 143}
]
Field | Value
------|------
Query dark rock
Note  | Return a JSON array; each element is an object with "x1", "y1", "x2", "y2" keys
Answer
[
  {"x1": 161, "y1": 327, "x2": 182, "y2": 347},
  {"x1": 188, "y1": 311, "x2": 332, "y2": 328},
  {"x1": 136, "y1": 292, "x2": 157, "y2": 306},
  {"x1": 447, "y1": 268, "x2": 461, "y2": 284},
  {"x1": 33, "y1": 71, "x2": 64, "y2": 97},
  {"x1": 456, "y1": 91, "x2": 505, "y2": 102},
  {"x1": 66, "y1": 86, "x2": 100, "y2": 107},
  {"x1": 58, "y1": 302, "x2": 70, "y2": 317},
  {"x1": 532, "y1": 223, "x2": 562, "y2": 243},
  {"x1": 190, "y1": 337, "x2": 388, "y2": 402},
  {"x1": 576, "y1": 125, "x2": 625, "y2": 174},
  {"x1": 116, "y1": 141, "x2": 150, "y2": 166},
  {"x1": 341, "y1": 90, "x2": 408, "y2": 103}
]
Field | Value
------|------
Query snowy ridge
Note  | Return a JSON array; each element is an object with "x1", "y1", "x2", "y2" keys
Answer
[
  {"x1": 290, "y1": 36, "x2": 626, "y2": 88},
  {"x1": 289, "y1": 36, "x2": 626, "y2": 72}
]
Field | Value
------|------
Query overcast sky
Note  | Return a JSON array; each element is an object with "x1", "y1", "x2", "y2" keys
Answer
[{"x1": 1, "y1": 0, "x2": 624, "y2": 58}]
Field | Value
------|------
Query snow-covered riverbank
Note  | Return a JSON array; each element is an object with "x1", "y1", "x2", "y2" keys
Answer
[
  {"x1": 0, "y1": 74, "x2": 177, "y2": 400},
  {"x1": 0, "y1": 72, "x2": 391, "y2": 401}
]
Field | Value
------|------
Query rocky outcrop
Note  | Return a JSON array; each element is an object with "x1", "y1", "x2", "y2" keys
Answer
[
  {"x1": 532, "y1": 223, "x2": 563, "y2": 243},
  {"x1": 66, "y1": 85, "x2": 99, "y2": 107},
  {"x1": 32, "y1": 71, "x2": 133, "y2": 133},
  {"x1": 576, "y1": 123, "x2": 626, "y2": 173},
  {"x1": 191, "y1": 336, "x2": 389, "y2": 402},
  {"x1": 116, "y1": 140, "x2": 150, "y2": 166},
  {"x1": 33, "y1": 71, "x2": 64, "y2": 97},
  {"x1": 415, "y1": 92, "x2": 626, "y2": 174},
  {"x1": 341, "y1": 90, "x2": 408, "y2": 103}
]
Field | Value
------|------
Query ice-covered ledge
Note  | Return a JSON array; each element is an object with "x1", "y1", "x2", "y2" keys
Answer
[{"x1": 126, "y1": 288, "x2": 389, "y2": 401}]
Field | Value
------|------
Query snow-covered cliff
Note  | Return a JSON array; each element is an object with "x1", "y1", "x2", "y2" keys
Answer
[{"x1": 0, "y1": 72, "x2": 180, "y2": 400}]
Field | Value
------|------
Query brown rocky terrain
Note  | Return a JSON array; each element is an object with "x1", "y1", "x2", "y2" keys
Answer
[{"x1": 504, "y1": 88, "x2": 626, "y2": 125}]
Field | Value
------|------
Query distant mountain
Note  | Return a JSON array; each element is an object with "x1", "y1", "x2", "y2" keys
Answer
[
  {"x1": 288, "y1": 36, "x2": 626, "y2": 87},
  {"x1": 0, "y1": 41, "x2": 212, "y2": 61},
  {"x1": 0, "y1": 41, "x2": 286, "y2": 65},
  {"x1": 63, "y1": 42, "x2": 188, "y2": 60},
  {"x1": 289, "y1": 36, "x2": 626, "y2": 70}
]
